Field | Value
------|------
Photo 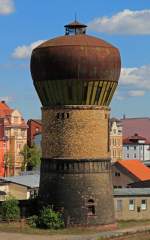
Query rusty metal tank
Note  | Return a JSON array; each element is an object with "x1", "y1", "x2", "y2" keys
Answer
[{"x1": 31, "y1": 21, "x2": 121, "y2": 106}]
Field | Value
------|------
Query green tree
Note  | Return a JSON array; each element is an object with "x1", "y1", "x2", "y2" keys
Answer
[
  {"x1": 0, "y1": 196, "x2": 20, "y2": 222},
  {"x1": 4, "y1": 152, "x2": 13, "y2": 177},
  {"x1": 20, "y1": 144, "x2": 41, "y2": 171}
]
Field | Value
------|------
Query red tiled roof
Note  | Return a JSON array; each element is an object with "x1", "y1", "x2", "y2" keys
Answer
[
  {"x1": 0, "y1": 101, "x2": 12, "y2": 117},
  {"x1": 122, "y1": 118, "x2": 150, "y2": 142},
  {"x1": 123, "y1": 133, "x2": 150, "y2": 144},
  {"x1": 117, "y1": 160, "x2": 150, "y2": 181}
]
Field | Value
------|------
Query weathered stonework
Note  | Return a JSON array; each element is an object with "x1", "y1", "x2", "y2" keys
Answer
[
  {"x1": 42, "y1": 106, "x2": 110, "y2": 159},
  {"x1": 39, "y1": 106, "x2": 115, "y2": 226}
]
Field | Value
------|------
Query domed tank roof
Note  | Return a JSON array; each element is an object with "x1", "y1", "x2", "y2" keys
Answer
[
  {"x1": 31, "y1": 34, "x2": 121, "y2": 82},
  {"x1": 30, "y1": 21, "x2": 121, "y2": 106}
]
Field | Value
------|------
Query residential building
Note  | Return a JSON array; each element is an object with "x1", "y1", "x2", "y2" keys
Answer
[
  {"x1": 33, "y1": 132, "x2": 42, "y2": 149},
  {"x1": 114, "y1": 188, "x2": 150, "y2": 220},
  {"x1": 0, "y1": 101, "x2": 27, "y2": 176},
  {"x1": 27, "y1": 119, "x2": 42, "y2": 147},
  {"x1": 0, "y1": 174, "x2": 40, "y2": 201},
  {"x1": 123, "y1": 133, "x2": 150, "y2": 162},
  {"x1": 128, "y1": 180, "x2": 150, "y2": 188},
  {"x1": 112, "y1": 160, "x2": 150, "y2": 188},
  {"x1": 110, "y1": 118, "x2": 123, "y2": 162}
]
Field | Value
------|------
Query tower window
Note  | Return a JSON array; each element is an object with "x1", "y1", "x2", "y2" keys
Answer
[
  {"x1": 56, "y1": 112, "x2": 70, "y2": 119},
  {"x1": 87, "y1": 199, "x2": 95, "y2": 216}
]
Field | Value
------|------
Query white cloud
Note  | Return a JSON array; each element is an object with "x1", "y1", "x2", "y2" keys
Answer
[
  {"x1": 120, "y1": 65, "x2": 150, "y2": 90},
  {"x1": 0, "y1": 0, "x2": 15, "y2": 15},
  {"x1": 127, "y1": 90, "x2": 145, "y2": 97},
  {"x1": 88, "y1": 9, "x2": 150, "y2": 35},
  {"x1": 12, "y1": 40, "x2": 46, "y2": 59},
  {"x1": 114, "y1": 65, "x2": 150, "y2": 100}
]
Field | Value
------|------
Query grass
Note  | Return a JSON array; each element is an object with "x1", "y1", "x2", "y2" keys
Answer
[
  {"x1": 117, "y1": 220, "x2": 150, "y2": 229},
  {"x1": 0, "y1": 221, "x2": 97, "y2": 235},
  {"x1": 0, "y1": 220, "x2": 150, "y2": 236}
]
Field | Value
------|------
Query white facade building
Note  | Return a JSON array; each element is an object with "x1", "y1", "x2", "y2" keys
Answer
[{"x1": 123, "y1": 133, "x2": 150, "y2": 162}]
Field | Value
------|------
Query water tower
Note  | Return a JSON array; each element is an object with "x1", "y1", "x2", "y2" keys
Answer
[{"x1": 30, "y1": 21, "x2": 121, "y2": 226}]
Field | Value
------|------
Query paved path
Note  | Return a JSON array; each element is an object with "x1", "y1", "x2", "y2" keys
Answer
[{"x1": 1, "y1": 224, "x2": 150, "y2": 240}]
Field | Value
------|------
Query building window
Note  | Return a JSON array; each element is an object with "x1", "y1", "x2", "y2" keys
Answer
[
  {"x1": 67, "y1": 113, "x2": 69, "y2": 119},
  {"x1": 141, "y1": 199, "x2": 147, "y2": 210},
  {"x1": 115, "y1": 172, "x2": 120, "y2": 177},
  {"x1": 134, "y1": 146, "x2": 136, "y2": 150},
  {"x1": 116, "y1": 199, "x2": 122, "y2": 211},
  {"x1": 61, "y1": 113, "x2": 64, "y2": 119},
  {"x1": 129, "y1": 199, "x2": 135, "y2": 211},
  {"x1": 13, "y1": 116, "x2": 19, "y2": 124},
  {"x1": 56, "y1": 113, "x2": 60, "y2": 119},
  {"x1": 127, "y1": 146, "x2": 129, "y2": 150},
  {"x1": 113, "y1": 129, "x2": 116, "y2": 134},
  {"x1": 134, "y1": 153, "x2": 137, "y2": 158},
  {"x1": 14, "y1": 129, "x2": 18, "y2": 137},
  {"x1": 35, "y1": 128, "x2": 39, "y2": 133},
  {"x1": 127, "y1": 153, "x2": 129, "y2": 158},
  {"x1": 87, "y1": 199, "x2": 95, "y2": 216}
]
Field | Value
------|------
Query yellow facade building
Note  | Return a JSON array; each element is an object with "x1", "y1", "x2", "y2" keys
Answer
[{"x1": 110, "y1": 118, "x2": 123, "y2": 162}]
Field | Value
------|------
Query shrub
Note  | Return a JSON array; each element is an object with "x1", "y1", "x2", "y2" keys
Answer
[
  {"x1": 0, "y1": 196, "x2": 20, "y2": 222},
  {"x1": 28, "y1": 215, "x2": 38, "y2": 228},
  {"x1": 28, "y1": 207, "x2": 64, "y2": 229}
]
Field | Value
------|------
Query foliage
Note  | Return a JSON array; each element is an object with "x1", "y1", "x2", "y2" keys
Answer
[
  {"x1": 0, "y1": 196, "x2": 20, "y2": 222},
  {"x1": 4, "y1": 152, "x2": 13, "y2": 176},
  {"x1": 28, "y1": 215, "x2": 38, "y2": 228},
  {"x1": 20, "y1": 144, "x2": 41, "y2": 171},
  {"x1": 28, "y1": 207, "x2": 64, "y2": 229}
]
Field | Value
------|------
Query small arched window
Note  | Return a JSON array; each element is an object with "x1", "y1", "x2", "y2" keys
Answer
[{"x1": 87, "y1": 199, "x2": 95, "y2": 216}]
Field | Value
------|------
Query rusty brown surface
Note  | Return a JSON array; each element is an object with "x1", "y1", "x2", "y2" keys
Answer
[{"x1": 31, "y1": 34, "x2": 121, "y2": 83}]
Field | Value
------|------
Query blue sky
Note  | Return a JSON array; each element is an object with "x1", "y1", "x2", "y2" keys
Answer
[{"x1": 0, "y1": 0, "x2": 150, "y2": 119}]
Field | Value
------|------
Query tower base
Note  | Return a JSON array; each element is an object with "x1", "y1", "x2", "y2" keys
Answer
[{"x1": 40, "y1": 106, "x2": 115, "y2": 226}]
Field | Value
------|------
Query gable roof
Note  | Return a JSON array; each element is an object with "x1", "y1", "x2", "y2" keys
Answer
[
  {"x1": 117, "y1": 160, "x2": 150, "y2": 181},
  {"x1": 0, "y1": 101, "x2": 12, "y2": 117},
  {"x1": 123, "y1": 133, "x2": 150, "y2": 144}
]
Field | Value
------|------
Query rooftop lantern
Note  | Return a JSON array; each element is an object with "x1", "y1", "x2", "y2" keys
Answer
[{"x1": 64, "y1": 20, "x2": 87, "y2": 35}]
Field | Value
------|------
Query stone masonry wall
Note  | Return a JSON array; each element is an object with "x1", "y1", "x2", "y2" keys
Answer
[{"x1": 42, "y1": 106, "x2": 110, "y2": 159}]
